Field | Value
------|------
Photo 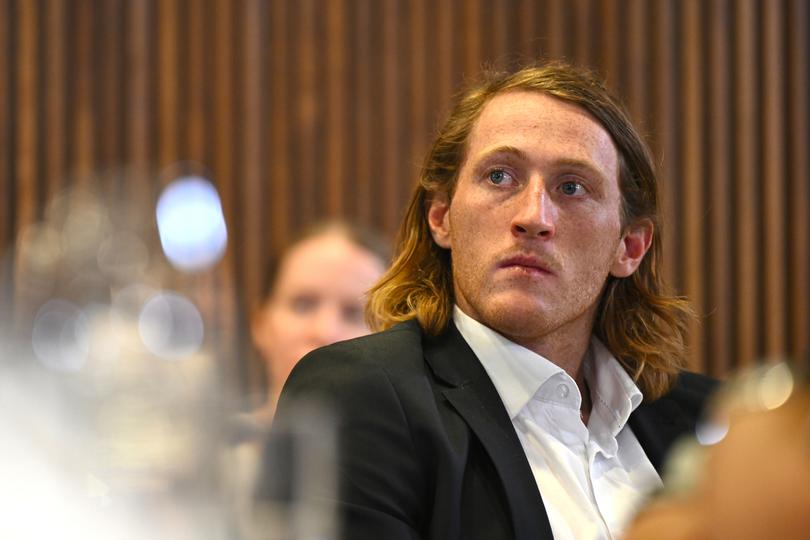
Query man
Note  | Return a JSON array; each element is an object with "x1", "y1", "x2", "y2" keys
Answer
[{"x1": 264, "y1": 62, "x2": 715, "y2": 540}]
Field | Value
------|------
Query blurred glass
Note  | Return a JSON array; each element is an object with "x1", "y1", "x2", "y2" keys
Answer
[
  {"x1": 624, "y1": 362, "x2": 810, "y2": 540},
  {"x1": 138, "y1": 291, "x2": 205, "y2": 360},
  {"x1": 249, "y1": 402, "x2": 338, "y2": 540},
  {"x1": 1, "y1": 171, "x2": 342, "y2": 539},
  {"x1": 1, "y1": 175, "x2": 233, "y2": 539}
]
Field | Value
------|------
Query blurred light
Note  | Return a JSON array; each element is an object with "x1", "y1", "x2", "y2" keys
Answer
[
  {"x1": 84, "y1": 304, "x2": 121, "y2": 363},
  {"x1": 15, "y1": 224, "x2": 62, "y2": 298},
  {"x1": 138, "y1": 291, "x2": 204, "y2": 360},
  {"x1": 111, "y1": 283, "x2": 159, "y2": 320},
  {"x1": 757, "y1": 362, "x2": 794, "y2": 410},
  {"x1": 32, "y1": 299, "x2": 90, "y2": 372},
  {"x1": 156, "y1": 176, "x2": 227, "y2": 272},
  {"x1": 97, "y1": 231, "x2": 149, "y2": 282},
  {"x1": 60, "y1": 191, "x2": 111, "y2": 267},
  {"x1": 695, "y1": 417, "x2": 729, "y2": 446},
  {"x1": 16, "y1": 223, "x2": 63, "y2": 272}
]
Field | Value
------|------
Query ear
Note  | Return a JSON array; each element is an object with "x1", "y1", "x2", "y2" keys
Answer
[
  {"x1": 610, "y1": 219, "x2": 653, "y2": 278},
  {"x1": 427, "y1": 192, "x2": 452, "y2": 249}
]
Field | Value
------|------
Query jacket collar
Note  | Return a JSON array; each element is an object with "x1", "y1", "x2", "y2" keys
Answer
[
  {"x1": 628, "y1": 388, "x2": 699, "y2": 473},
  {"x1": 421, "y1": 320, "x2": 694, "y2": 535},
  {"x1": 423, "y1": 321, "x2": 554, "y2": 539}
]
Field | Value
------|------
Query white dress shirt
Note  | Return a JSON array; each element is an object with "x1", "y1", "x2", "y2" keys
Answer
[{"x1": 453, "y1": 307, "x2": 662, "y2": 540}]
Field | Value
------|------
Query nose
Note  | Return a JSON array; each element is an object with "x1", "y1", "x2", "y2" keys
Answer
[{"x1": 511, "y1": 181, "x2": 556, "y2": 239}]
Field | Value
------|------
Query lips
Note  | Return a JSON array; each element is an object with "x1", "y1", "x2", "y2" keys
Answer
[{"x1": 498, "y1": 254, "x2": 556, "y2": 275}]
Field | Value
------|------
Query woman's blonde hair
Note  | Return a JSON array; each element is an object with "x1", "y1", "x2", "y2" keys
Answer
[{"x1": 367, "y1": 62, "x2": 696, "y2": 400}]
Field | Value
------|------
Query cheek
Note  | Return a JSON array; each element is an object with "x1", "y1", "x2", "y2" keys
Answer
[
  {"x1": 263, "y1": 309, "x2": 307, "y2": 356},
  {"x1": 569, "y1": 217, "x2": 622, "y2": 263},
  {"x1": 448, "y1": 206, "x2": 492, "y2": 263}
]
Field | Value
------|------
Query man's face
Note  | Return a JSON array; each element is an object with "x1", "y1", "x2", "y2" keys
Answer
[
  {"x1": 428, "y1": 91, "x2": 651, "y2": 351},
  {"x1": 251, "y1": 233, "x2": 385, "y2": 392}
]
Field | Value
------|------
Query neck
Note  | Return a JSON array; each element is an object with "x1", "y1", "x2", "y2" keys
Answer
[
  {"x1": 262, "y1": 383, "x2": 281, "y2": 416},
  {"x1": 510, "y1": 323, "x2": 593, "y2": 383}
]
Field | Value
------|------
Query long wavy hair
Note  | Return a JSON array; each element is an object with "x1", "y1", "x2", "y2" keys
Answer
[{"x1": 367, "y1": 62, "x2": 696, "y2": 400}]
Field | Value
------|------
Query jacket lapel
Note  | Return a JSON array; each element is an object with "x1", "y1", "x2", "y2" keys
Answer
[
  {"x1": 424, "y1": 322, "x2": 554, "y2": 540},
  {"x1": 629, "y1": 375, "x2": 716, "y2": 473}
]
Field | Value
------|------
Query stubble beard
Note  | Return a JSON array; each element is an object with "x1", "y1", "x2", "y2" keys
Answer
[{"x1": 453, "y1": 268, "x2": 604, "y2": 359}]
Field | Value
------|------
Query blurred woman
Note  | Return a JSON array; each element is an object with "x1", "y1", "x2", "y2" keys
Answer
[
  {"x1": 250, "y1": 221, "x2": 389, "y2": 421},
  {"x1": 226, "y1": 222, "x2": 388, "y2": 537}
]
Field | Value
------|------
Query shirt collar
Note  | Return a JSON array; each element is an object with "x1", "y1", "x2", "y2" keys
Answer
[
  {"x1": 452, "y1": 306, "x2": 643, "y2": 428},
  {"x1": 584, "y1": 338, "x2": 643, "y2": 436},
  {"x1": 453, "y1": 306, "x2": 564, "y2": 419}
]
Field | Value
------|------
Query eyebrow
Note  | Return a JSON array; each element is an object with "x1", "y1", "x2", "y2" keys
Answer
[
  {"x1": 473, "y1": 145, "x2": 609, "y2": 179},
  {"x1": 474, "y1": 145, "x2": 530, "y2": 163}
]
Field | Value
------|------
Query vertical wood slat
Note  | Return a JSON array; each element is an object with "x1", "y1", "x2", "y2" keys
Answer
[
  {"x1": 187, "y1": 1, "x2": 216, "y2": 358},
  {"x1": 187, "y1": 0, "x2": 205, "y2": 161},
  {"x1": 381, "y1": 0, "x2": 400, "y2": 234},
  {"x1": 517, "y1": 0, "x2": 537, "y2": 59},
  {"x1": 212, "y1": 0, "x2": 234, "y2": 237},
  {"x1": 242, "y1": 0, "x2": 264, "y2": 390},
  {"x1": 681, "y1": 0, "x2": 705, "y2": 371},
  {"x1": 0, "y1": 0, "x2": 9, "y2": 319},
  {"x1": 325, "y1": 0, "x2": 346, "y2": 217},
  {"x1": 408, "y1": 0, "x2": 427, "y2": 185},
  {"x1": 45, "y1": 0, "x2": 66, "y2": 197},
  {"x1": 16, "y1": 0, "x2": 37, "y2": 233},
  {"x1": 126, "y1": 0, "x2": 150, "y2": 223},
  {"x1": 242, "y1": 0, "x2": 262, "y2": 312},
  {"x1": 626, "y1": 0, "x2": 647, "y2": 124},
  {"x1": 462, "y1": 0, "x2": 481, "y2": 76},
  {"x1": 435, "y1": 0, "x2": 455, "y2": 115},
  {"x1": 208, "y1": 0, "x2": 239, "y2": 389},
  {"x1": 599, "y1": 0, "x2": 620, "y2": 88},
  {"x1": 0, "y1": 0, "x2": 10, "y2": 254},
  {"x1": 788, "y1": 0, "x2": 809, "y2": 362},
  {"x1": 708, "y1": 0, "x2": 733, "y2": 376},
  {"x1": 491, "y1": 0, "x2": 509, "y2": 63},
  {"x1": 734, "y1": 0, "x2": 760, "y2": 368},
  {"x1": 73, "y1": 0, "x2": 95, "y2": 181},
  {"x1": 269, "y1": 0, "x2": 290, "y2": 250},
  {"x1": 157, "y1": 0, "x2": 179, "y2": 171},
  {"x1": 11, "y1": 0, "x2": 39, "y2": 328},
  {"x1": 353, "y1": 0, "x2": 373, "y2": 223},
  {"x1": 573, "y1": 0, "x2": 593, "y2": 68},
  {"x1": 653, "y1": 0, "x2": 678, "y2": 293},
  {"x1": 548, "y1": 0, "x2": 566, "y2": 59},
  {"x1": 761, "y1": 1, "x2": 787, "y2": 359},
  {"x1": 296, "y1": 0, "x2": 317, "y2": 222},
  {"x1": 99, "y1": 0, "x2": 121, "y2": 174}
]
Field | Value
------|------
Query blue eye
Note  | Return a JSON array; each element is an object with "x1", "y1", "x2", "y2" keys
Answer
[
  {"x1": 560, "y1": 180, "x2": 585, "y2": 196},
  {"x1": 488, "y1": 169, "x2": 514, "y2": 185}
]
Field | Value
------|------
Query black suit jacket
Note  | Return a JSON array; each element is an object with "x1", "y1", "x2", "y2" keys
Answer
[{"x1": 265, "y1": 319, "x2": 716, "y2": 540}]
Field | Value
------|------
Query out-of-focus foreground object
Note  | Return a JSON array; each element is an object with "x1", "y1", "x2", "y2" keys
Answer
[
  {"x1": 623, "y1": 361, "x2": 810, "y2": 540},
  {"x1": 0, "y1": 171, "x2": 254, "y2": 539}
]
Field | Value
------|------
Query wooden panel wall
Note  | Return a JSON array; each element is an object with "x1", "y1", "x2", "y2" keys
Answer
[{"x1": 1, "y1": 0, "x2": 808, "y2": 396}]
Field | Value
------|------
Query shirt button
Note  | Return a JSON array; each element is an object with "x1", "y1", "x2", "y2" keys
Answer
[{"x1": 557, "y1": 384, "x2": 570, "y2": 398}]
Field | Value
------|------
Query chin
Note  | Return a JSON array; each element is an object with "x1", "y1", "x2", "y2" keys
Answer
[{"x1": 479, "y1": 299, "x2": 553, "y2": 339}]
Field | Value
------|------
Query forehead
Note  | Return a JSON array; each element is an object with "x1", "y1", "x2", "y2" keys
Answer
[
  {"x1": 275, "y1": 233, "x2": 384, "y2": 289},
  {"x1": 464, "y1": 91, "x2": 618, "y2": 179}
]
